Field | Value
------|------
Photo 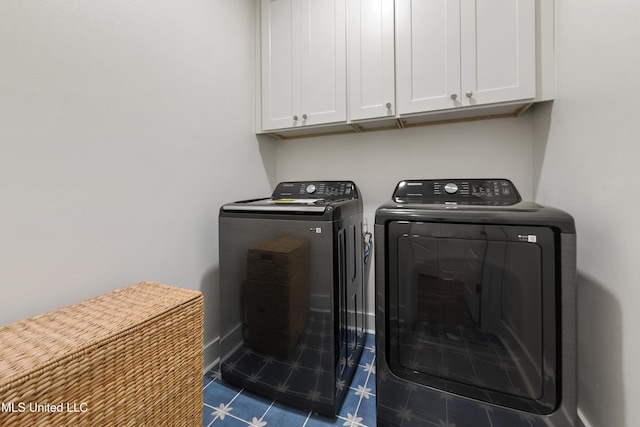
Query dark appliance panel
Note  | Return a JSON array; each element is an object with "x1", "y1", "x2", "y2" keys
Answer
[
  {"x1": 387, "y1": 221, "x2": 557, "y2": 413},
  {"x1": 375, "y1": 179, "x2": 577, "y2": 427},
  {"x1": 219, "y1": 181, "x2": 365, "y2": 416}
]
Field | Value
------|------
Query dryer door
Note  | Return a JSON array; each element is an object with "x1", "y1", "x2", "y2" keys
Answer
[{"x1": 386, "y1": 221, "x2": 558, "y2": 414}]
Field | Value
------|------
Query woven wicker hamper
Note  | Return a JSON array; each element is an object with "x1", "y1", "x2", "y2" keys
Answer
[
  {"x1": 0, "y1": 281, "x2": 204, "y2": 427},
  {"x1": 245, "y1": 235, "x2": 311, "y2": 359}
]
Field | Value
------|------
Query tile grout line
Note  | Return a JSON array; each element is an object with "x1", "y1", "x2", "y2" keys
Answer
[
  {"x1": 257, "y1": 400, "x2": 277, "y2": 426},
  {"x1": 345, "y1": 344, "x2": 377, "y2": 427},
  {"x1": 207, "y1": 383, "x2": 246, "y2": 426},
  {"x1": 204, "y1": 334, "x2": 377, "y2": 427}
]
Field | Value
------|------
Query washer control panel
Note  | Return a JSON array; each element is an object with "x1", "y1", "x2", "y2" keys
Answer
[
  {"x1": 272, "y1": 181, "x2": 358, "y2": 200},
  {"x1": 393, "y1": 179, "x2": 521, "y2": 205}
]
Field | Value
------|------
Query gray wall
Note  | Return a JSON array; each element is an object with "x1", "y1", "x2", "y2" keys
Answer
[
  {"x1": 3, "y1": 1, "x2": 640, "y2": 426},
  {"x1": 533, "y1": 1, "x2": 640, "y2": 426},
  {"x1": 0, "y1": 0, "x2": 274, "y2": 366}
]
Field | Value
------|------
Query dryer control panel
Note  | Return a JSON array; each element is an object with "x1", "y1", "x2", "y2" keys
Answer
[
  {"x1": 272, "y1": 181, "x2": 359, "y2": 201},
  {"x1": 393, "y1": 179, "x2": 521, "y2": 205}
]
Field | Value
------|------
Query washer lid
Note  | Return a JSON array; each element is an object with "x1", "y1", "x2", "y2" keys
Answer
[
  {"x1": 221, "y1": 181, "x2": 361, "y2": 215},
  {"x1": 221, "y1": 198, "x2": 330, "y2": 213},
  {"x1": 393, "y1": 179, "x2": 521, "y2": 206}
]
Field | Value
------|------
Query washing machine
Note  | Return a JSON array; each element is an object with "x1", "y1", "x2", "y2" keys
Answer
[
  {"x1": 219, "y1": 181, "x2": 366, "y2": 416},
  {"x1": 375, "y1": 179, "x2": 576, "y2": 427}
]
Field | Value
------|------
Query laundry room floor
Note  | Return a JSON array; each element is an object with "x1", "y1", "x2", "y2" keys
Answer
[{"x1": 203, "y1": 334, "x2": 376, "y2": 427}]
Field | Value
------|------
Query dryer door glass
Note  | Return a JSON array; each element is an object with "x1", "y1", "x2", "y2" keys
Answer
[{"x1": 387, "y1": 221, "x2": 558, "y2": 414}]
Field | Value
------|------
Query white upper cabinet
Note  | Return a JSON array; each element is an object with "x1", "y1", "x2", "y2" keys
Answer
[
  {"x1": 348, "y1": 0, "x2": 396, "y2": 121},
  {"x1": 396, "y1": 0, "x2": 536, "y2": 115},
  {"x1": 257, "y1": 0, "x2": 550, "y2": 137},
  {"x1": 260, "y1": 0, "x2": 346, "y2": 131}
]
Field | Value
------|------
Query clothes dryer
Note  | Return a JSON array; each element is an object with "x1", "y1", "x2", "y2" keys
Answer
[
  {"x1": 219, "y1": 181, "x2": 366, "y2": 416},
  {"x1": 375, "y1": 179, "x2": 576, "y2": 427}
]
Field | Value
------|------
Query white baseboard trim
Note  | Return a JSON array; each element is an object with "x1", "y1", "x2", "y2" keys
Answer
[
  {"x1": 577, "y1": 407, "x2": 592, "y2": 427},
  {"x1": 364, "y1": 312, "x2": 375, "y2": 335},
  {"x1": 203, "y1": 336, "x2": 220, "y2": 373}
]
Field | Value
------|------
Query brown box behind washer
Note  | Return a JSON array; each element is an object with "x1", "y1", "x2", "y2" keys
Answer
[{"x1": 245, "y1": 235, "x2": 311, "y2": 359}]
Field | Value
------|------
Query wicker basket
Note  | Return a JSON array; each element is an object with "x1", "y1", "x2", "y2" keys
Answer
[
  {"x1": 245, "y1": 235, "x2": 311, "y2": 359},
  {"x1": 0, "y1": 281, "x2": 204, "y2": 426}
]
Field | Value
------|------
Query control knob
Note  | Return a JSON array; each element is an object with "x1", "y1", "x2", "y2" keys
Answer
[
  {"x1": 444, "y1": 182, "x2": 459, "y2": 194},
  {"x1": 305, "y1": 184, "x2": 316, "y2": 194}
]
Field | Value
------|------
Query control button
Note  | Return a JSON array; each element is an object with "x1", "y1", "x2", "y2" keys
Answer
[
  {"x1": 306, "y1": 184, "x2": 316, "y2": 194},
  {"x1": 444, "y1": 182, "x2": 459, "y2": 194}
]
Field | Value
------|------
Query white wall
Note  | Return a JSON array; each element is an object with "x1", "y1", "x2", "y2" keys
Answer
[
  {"x1": 4, "y1": 1, "x2": 639, "y2": 424},
  {"x1": 275, "y1": 113, "x2": 536, "y2": 330},
  {"x1": 0, "y1": 0, "x2": 273, "y2": 367},
  {"x1": 533, "y1": 1, "x2": 640, "y2": 426}
]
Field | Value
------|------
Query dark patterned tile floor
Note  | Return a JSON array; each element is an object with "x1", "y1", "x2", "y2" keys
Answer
[{"x1": 203, "y1": 334, "x2": 376, "y2": 427}]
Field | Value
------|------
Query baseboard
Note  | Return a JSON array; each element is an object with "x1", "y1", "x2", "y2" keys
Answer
[
  {"x1": 365, "y1": 311, "x2": 375, "y2": 335},
  {"x1": 203, "y1": 336, "x2": 220, "y2": 373},
  {"x1": 577, "y1": 407, "x2": 592, "y2": 427}
]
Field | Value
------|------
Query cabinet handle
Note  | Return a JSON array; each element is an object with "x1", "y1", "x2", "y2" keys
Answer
[
  {"x1": 302, "y1": 114, "x2": 307, "y2": 120},
  {"x1": 450, "y1": 94, "x2": 458, "y2": 100},
  {"x1": 466, "y1": 91, "x2": 473, "y2": 98},
  {"x1": 386, "y1": 102, "x2": 392, "y2": 109},
  {"x1": 293, "y1": 115, "x2": 298, "y2": 121}
]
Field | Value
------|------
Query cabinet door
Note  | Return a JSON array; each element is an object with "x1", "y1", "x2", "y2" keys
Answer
[
  {"x1": 299, "y1": 0, "x2": 346, "y2": 126},
  {"x1": 261, "y1": 0, "x2": 300, "y2": 131},
  {"x1": 396, "y1": 0, "x2": 461, "y2": 115},
  {"x1": 348, "y1": 0, "x2": 395, "y2": 121},
  {"x1": 460, "y1": 0, "x2": 535, "y2": 106}
]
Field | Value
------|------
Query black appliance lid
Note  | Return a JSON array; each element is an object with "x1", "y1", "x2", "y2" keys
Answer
[{"x1": 221, "y1": 181, "x2": 360, "y2": 214}]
